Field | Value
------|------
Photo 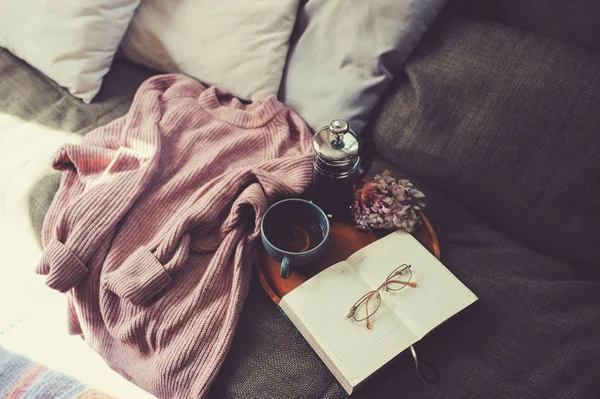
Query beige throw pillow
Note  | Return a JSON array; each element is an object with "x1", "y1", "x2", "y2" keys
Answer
[
  {"x1": 121, "y1": 0, "x2": 300, "y2": 101},
  {"x1": 0, "y1": 0, "x2": 140, "y2": 103}
]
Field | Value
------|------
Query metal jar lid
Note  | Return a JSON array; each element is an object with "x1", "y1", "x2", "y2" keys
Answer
[{"x1": 313, "y1": 119, "x2": 361, "y2": 165}]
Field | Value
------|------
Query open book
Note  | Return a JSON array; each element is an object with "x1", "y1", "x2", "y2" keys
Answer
[{"x1": 279, "y1": 230, "x2": 478, "y2": 394}]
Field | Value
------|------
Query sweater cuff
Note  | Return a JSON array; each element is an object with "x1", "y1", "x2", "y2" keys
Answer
[
  {"x1": 38, "y1": 240, "x2": 88, "y2": 292},
  {"x1": 103, "y1": 247, "x2": 171, "y2": 306}
]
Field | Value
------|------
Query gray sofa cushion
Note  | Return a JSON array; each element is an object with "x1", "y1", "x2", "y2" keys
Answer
[
  {"x1": 366, "y1": 13, "x2": 600, "y2": 269},
  {"x1": 449, "y1": 0, "x2": 600, "y2": 52},
  {"x1": 0, "y1": 48, "x2": 156, "y2": 137}
]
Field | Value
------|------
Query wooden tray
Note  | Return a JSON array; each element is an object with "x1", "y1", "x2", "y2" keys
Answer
[{"x1": 255, "y1": 212, "x2": 440, "y2": 304}]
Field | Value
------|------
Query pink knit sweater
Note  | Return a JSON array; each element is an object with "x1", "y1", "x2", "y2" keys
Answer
[{"x1": 37, "y1": 75, "x2": 314, "y2": 398}]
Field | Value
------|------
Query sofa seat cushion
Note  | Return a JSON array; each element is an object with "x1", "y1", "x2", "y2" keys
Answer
[{"x1": 366, "y1": 13, "x2": 600, "y2": 269}]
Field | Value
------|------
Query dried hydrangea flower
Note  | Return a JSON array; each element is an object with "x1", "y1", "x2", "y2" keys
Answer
[{"x1": 352, "y1": 170, "x2": 425, "y2": 233}]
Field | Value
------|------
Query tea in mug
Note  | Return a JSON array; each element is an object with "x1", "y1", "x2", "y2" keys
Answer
[{"x1": 266, "y1": 217, "x2": 324, "y2": 253}]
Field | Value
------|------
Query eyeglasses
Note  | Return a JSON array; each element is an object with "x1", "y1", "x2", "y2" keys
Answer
[{"x1": 346, "y1": 264, "x2": 416, "y2": 329}]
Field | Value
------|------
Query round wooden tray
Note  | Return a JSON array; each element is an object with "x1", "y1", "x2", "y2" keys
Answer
[{"x1": 255, "y1": 212, "x2": 440, "y2": 304}]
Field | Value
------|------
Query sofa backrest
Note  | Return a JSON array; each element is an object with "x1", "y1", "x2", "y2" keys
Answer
[
  {"x1": 449, "y1": 0, "x2": 600, "y2": 52},
  {"x1": 365, "y1": 12, "x2": 600, "y2": 269}
]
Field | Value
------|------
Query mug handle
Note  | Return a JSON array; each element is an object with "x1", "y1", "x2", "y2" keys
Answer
[{"x1": 280, "y1": 256, "x2": 292, "y2": 279}]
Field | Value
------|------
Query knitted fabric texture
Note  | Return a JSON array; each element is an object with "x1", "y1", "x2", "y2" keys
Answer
[
  {"x1": 0, "y1": 346, "x2": 113, "y2": 398},
  {"x1": 37, "y1": 74, "x2": 314, "y2": 398}
]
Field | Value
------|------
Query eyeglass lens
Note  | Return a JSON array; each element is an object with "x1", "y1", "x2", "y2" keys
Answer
[
  {"x1": 385, "y1": 264, "x2": 413, "y2": 291},
  {"x1": 352, "y1": 291, "x2": 381, "y2": 322}
]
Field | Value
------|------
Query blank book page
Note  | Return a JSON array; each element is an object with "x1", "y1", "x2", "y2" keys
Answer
[{"x1": 282, "y1": 261, "x2": 419, "y2": 386}]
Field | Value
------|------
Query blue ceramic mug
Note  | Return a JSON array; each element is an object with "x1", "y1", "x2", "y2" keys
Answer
[{"x1": 261, "y1": 198, "x2": 330, "y2": 279}]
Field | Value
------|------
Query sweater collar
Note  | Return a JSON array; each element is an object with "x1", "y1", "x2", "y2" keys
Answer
[{"x1": 197, "y1": 86, "x2": 284, "y2": 128}]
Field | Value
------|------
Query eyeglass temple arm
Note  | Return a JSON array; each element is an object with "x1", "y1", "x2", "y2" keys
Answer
[
  {"x1": 365, "y1": 295, "x2": 375, "y2": 330},
  {"x1": 346, "y1": 294, "x2": 377, "y2": 329},
  {"x1": 386, "y1": 279, "x2": 417, "y2": 288}
]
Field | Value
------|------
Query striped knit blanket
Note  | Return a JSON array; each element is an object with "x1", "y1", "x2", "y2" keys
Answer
[{"x1": 0, "y1": 347, "x2": 112, "y2": 399}]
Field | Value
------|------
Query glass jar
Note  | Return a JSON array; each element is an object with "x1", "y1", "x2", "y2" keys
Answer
[{"x1": 312, "y1": 120, "x2": 362, "y2": 221}]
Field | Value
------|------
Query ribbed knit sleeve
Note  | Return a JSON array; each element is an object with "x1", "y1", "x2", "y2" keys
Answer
[{"x1": 37, "y1": 79, "x2": 163, "y2": 293}]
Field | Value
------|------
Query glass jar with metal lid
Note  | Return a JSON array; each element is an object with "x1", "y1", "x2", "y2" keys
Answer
[{"x1": 312, "y1": 119, "x2": 367, "y2": 220}]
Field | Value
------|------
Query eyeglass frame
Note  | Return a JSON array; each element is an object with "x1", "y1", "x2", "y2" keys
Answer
[{"x1": 345, "y1": 264, "x2": 416, "y2": 329}]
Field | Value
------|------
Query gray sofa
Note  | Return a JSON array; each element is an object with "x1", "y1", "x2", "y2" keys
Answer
[{"x1": 2, "y1": 1, "x2": 599, "y2": 398}]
